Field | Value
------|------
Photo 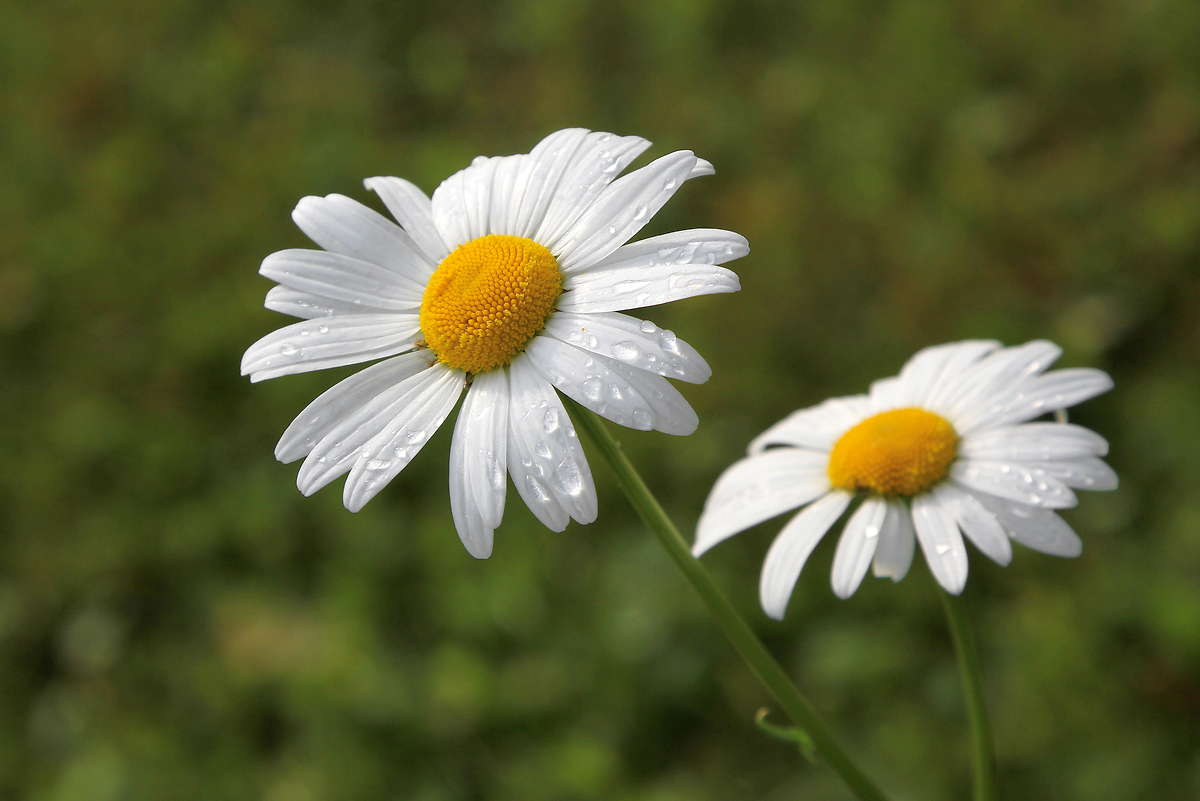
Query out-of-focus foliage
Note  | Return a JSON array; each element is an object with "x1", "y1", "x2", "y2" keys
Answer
[{"x1": 1, "y1": 0, "x2": 1197, "y2": 798}]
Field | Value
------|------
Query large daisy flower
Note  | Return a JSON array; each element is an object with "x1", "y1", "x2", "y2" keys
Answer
[
  {"x1": 242, "y1": 128, "x2": 746, "y2": 557},
  {"x1": 694, "y1": 340, "x2": 1116, "y2": 618}
]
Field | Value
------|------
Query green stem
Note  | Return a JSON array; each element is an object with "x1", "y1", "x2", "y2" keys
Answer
[
  {"x1": 571, "y1": 404, "x2": 891, "y2": 801},
  {"x1": 939, "y1": 590, "x2": 998, "y2": 801}
]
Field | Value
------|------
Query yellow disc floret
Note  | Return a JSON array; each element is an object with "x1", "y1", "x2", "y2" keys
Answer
[
  {"x1": 420, "y1": 234, "x2": 562, "y2": 373},
  {"x1": 827, "y1": 408, "x2": 959, "y2": 497}
]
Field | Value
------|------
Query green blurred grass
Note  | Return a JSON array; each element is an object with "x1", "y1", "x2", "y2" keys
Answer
[{"x1": 2, "y1": 0, "x2": 1199, "y2": 798}]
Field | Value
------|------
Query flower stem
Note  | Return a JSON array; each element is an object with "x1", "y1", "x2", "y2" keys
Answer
[
  {"x1": 939, "y1": 590, "x2": 998, "y2": 801},
  {"x1": 571, "y1": 405, "x2": 891, "y2": 801}
]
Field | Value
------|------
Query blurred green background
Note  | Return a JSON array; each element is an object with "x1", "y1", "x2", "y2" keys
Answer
[{"x1": 2, "y1": 0, "x2": 1198, "y2": 798}]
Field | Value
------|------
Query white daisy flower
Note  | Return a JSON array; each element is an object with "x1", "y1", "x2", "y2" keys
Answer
[
  {"x1": 242, "y1": 128, "x2": 747, "y2": 558},
  {"x1": 694, "y1": 340, "x2": 1116, "y2": 618}
]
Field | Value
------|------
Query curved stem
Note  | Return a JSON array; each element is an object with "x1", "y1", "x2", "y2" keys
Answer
[
  {"x1": 571, "y1": 404, "x2": 891, "y2": 801},
  {"x1": 940, "y1": 590, "x2": 998, "y2": 801}
]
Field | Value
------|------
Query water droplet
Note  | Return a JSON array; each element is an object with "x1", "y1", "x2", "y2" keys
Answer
[
  {"x1": 280, "y1": 343, "x2": 299, "y2": 356},
  {"x1": 582, "y1": 377, "x2": 603, "y2": 401},
  {"x1": 864, "y1": 525, "x2": 880, "y2": 539},
  {"x1": 662, "y1": 177, "x2": 677, "y2": 191},
  {"x1": 639, "y1": 320, "x2": 657, "y2": 333},
  {"x1": 657, "y1": 330, "x2": 679, "y2": 353},
  {"x1": 551, "y1": 462, "x2": 584, "y2": 496},
  {"x1": 394, "y1": 447, "x2": 408, "y2": 459},
  {"x1": 606, "y1": 383, "x2": 623, "y2": 401},
  {"x1": 524, "y1": 475, "x2": 552, "y2": 503},
  {"x1": 935, "y1": 544, "x2": 951, "y2": 555},
  {"x1": 404, "y1": 430, "x2": 426, "y2": 445},
  {"x1": 543, "y1": 408, "x2": 559, "y2": 433},
  {"x1": 534, "y1": 442, "x2": 552, "y2": 459},
  {"x1": 632, "y1": 409, "x2": 652, "y2": 429},
  {"x1": 612, "y1": 341, "x2": 640, "y2": 362},
  {"x1": 317, "y1": 324, "x2": 329, "y2": 334},
  {"x1": 631, "y1": 203, "x2": 648, "y2": 221},
  {"x1": 366, "y1": 458, "x2": 392, "y2": 471}
]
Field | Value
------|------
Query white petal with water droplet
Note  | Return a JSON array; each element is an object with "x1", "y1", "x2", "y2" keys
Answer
[
  {"x1": 343, "y1": 367, "x2": 466, "y2": 512},
  {"x1": 507, "y1": 355, "x2": 596, "y2": 527},
  {"x1": 542, "y1": 311, "x2": 711, "y2": 383},
  {"x1": 957, "y1": 368, "x2": 1114, "y2": 434},
  {"x1": 450, "y1": 370, "x2": 509, "y2": 531},
  {"x1": 264, "y1": 286, "x2": 395, "y2": 319},
  {"x1": 448, "y1": 371, "x2": 509, "y2": 557},
  {"x1": 525, "y1": 336, "x2": 697, "y2": 435},
  {"x1": 973, "y1": 492, "x2": 1082, "y2": 557},
  {"x1": 960, "y1": 423, "x2": 1109, "y2": 462},
  {"x1": 535, "y1": 132, "x2": 652, "y2": 247},
  {"x1": 831, "y1": 497, "x2": 887, "y2": 598},
  {"x1": 933, "y1": 483, "x2": 1012, "y2": 566},
  {"x1": 951, "y1": 460, "x2": 1078, "y2": 509},
  {"x1": 872, "y1": 498, "x2": 916, "y2": 581},
  {"x1": 911, "y1": 493, "x2": 968, "y2": 594},
  {"x1": 260, "y1": 249, "x2": 424, "y2": 309},
  {"x1": 295, "y1": 362, "x2": 446, "y2": 496},
  {"x1": 275, "y1": 352, "x2": 431, "y2": 464},
  {"x1": 554, "y1": 151, "x2": 699, "y2": 271},
  {"x1": 241, "y1": 313, "x2": 421, "y2": 382}
]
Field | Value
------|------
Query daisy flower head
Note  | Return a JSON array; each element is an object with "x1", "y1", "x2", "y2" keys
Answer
[
  {"x1": 242, "y1": 128, "x2": 747, "y2": 558},
  {"x1": 693, "y1": 340, "x2": 1116, "y2": 619}
]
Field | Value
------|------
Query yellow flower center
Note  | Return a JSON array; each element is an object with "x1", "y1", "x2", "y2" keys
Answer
[
  {"x1": 419, "y1": 234, "x2": 562, "y2": 373},
  {"x1": 827, "y1": 408, "x2": 959, "y2": 497}
]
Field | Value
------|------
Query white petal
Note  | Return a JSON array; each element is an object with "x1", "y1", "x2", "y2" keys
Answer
[
  {"x1": 484, "y1": 155, "x2": 524, "y2": 236},
  {"x1": 295, "y1": 362, "x2": 448, "y2": 495},
  {"x1": 950, "y1": 460, "x2": 1078, "y2": 509},
  {"x1": 831, "y1": 497, "x2": 886, "y2": 599},
  {"x1": 872, "y1": 498, "x2": 916, "y2": 581},
  {"x1": 759, "y1": 491, "x2": 852, "y2": 620},
  {"x1": 500, "y1": 128, "x2": 592, "y2": 238},
  {"x1": 748, "y1": 396, "x2": 872, "y2": 454},
  {"x1": 973, "y1": 493, "x2": 1083, "y2": 557},
  {"x1": 535, "y1": 132, "x2": 652, "y2": 247},
  {"x1": 507, "y1": 355, "x2": 597, "y2": 526},
  {"x1": 363, "y1": 176, "x2": 450, "y2": 264},
  {"x1": 432, "y1": 155, "x2": 503, "y2": 246},
  {"x1": 942, "y1": 340, "x2": 1062, "y2": 426},
  {"x1": 241, "y1": 314, "x2": 421, "y2": 382},
  {"x1": 897, "y1": 340, "x2": 1001, "y2": 412},
  {"x1": 1040, "y1": 457, "x2": 1118, "y2": 491},
  {"x1": 525, "y1": 336, "x2": 698, "y2": 435},
  {"x1": 554, "y1": 151, "x2": 700, "y2": 272},
  {"x1": 448, "y1": 372, "x2": 510, "y2": 558},
  {"x1": 957, "y1": 368, "x2": 1115, "y2": 434},
  {"x1": 342, "y1": 367, "x2": 466, "y2": 512},
  {"x1": 275, "y1": 352, "x2": 432, "y2": 463},
  {"x1": 959, "y1": 423, "x2": 1109, "y2": 462},
  {"x1": 542, "y1": 311, "x2": 711, "y2": 384},
  {"x1": 264, "y1": 286, "x2": 395, "y2": 319},
  {"x1": 689, "y1": 158, "x2": 715, "y2": 178},
  {"x1": 260, "y1": 249, "x2": 424, "y2": 309},
  {"x1": 868, "y1": 376, "x2": 908, "y2": 411},
  {"x1": 932, "y1": 484, "x2": 1012, "y2": 566},
  {"x1": 448, "y1": 455, "x2": 494, "y2": 559},
  {"x1": 292, "y1": 194, "x2": 434, "y2": 281},
  {"x1": 558, "y1": 265, "x2": 740, "y2": 314},
  {"x1": 911, "y1": 493, "x2": 969, "y2": 594},
  {"x1": 563, "y1": 227, "x2": 748, "y2": 277},
  {"x1": 450, "y1": 370, "x2": 509, "y2": 530},
  {"x1": 694, "y1": 449, "x2": 831, "y2": 556}
]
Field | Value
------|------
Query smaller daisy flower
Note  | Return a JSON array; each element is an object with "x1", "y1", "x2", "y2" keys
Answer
[
  {"x1": 694, "y1": 340, "x2": 1116, "y2": 619},
  {"x1": 242, "y1": 129, "x2": 746, "y2": 558}
]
